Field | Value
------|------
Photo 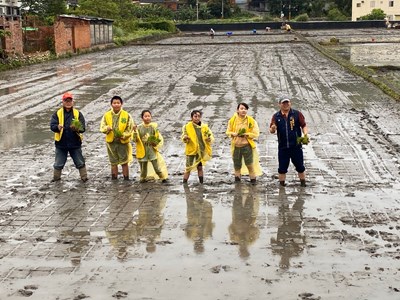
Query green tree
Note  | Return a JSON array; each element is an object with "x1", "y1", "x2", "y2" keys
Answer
[
  {"x1": 359, "y1": 8, "x2": 386, "y2": 20},
  {"x1": 207, "y1": 0, "x2": 232, "y2": 19},
  {"x1": 327, "y1": 7, "x2": 347, "y2": 21},
  {"x1": 70, "y1": 0, "x2": 119, "y2": 19},
  {"x1": 21, "y1": 0, "x2": 66, "y2": 17},
  {"x1": 0, "y1": 29, "x2": 11, "y2": 38},
  {"x1": 333, "y1": 0, "x2": 352, "y2": 17}
]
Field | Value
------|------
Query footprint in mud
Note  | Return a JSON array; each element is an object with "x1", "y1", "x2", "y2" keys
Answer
[
  {"x1": 73, "y1": 294, "x2": 89, "y2": 300},
  {"x1": 210, "y1": 265, "x2": 230, "y2": 273},
  {"x1": 18, "y1": 285, "x2": 38, "y2": 297},
  {"x1": 298, "y1": 292, "x2": 321, "y2": 300},
  {"x1": 18, "y1": 289, "x2": 33, "y2": 297},
  {"x1": 112, "y1": 291, "x2": 128, "y2": 298}
]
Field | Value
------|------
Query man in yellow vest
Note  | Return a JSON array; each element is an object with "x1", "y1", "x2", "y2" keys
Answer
[{"x1": 50, "y1": 92, "x2": 88, "y2": 182}]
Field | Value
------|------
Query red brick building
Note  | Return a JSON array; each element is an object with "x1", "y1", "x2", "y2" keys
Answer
[
  {"x1": 0, "y1": 16, "x2": 23, "y2": 56},
  {"x1": 54, "y1": 15, "x2": 113, "y2": 56}
]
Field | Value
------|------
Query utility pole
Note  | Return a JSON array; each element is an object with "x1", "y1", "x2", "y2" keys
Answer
[
  {"x1": 221, "y1": 0, "x2": 224, "y2": 19},
  {"x1": 196, "y1": 0, "x2": 199, "y2": 21}
]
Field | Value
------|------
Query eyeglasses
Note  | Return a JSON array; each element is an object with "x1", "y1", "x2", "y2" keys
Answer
[{"x1": 63, "y1": 98, "x2": 73, "y2": 102}]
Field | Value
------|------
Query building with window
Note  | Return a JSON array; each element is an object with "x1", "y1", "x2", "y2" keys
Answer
[
  {"x1": 0, "y1": 0, "x2": 22, "y2": 56},
  {"x1": 0, "y1": 0, "x2": 21, "y2": 19},
  {"x1": 352, "y1": 0, "x2": 400, "y2": 21}
]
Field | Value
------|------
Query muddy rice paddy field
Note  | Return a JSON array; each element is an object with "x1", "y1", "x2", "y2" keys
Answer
[{"x1": 0, "y1": 28, "x2": 399, "y2": 299}]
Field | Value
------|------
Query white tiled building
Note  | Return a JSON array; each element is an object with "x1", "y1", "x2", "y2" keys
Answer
[
  {"x1": 352, "y1": 0, "x2": 400, "y2": 21},
  {"x1": 0, "y1": 0, "x2": 21, "y2": 17}
]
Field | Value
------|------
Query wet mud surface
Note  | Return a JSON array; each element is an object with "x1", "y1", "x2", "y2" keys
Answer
[{"x1": 0, "y1": 29, "x2": 399, "y2": 299}]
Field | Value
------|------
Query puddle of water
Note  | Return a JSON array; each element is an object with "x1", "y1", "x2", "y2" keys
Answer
[
  {"x1": 196, "y1": 76, "x2": 220, "y2": 84},
  {"x1": 190, "y1": 85, "x2": 212, "y2": 96},
  {"x1": 0, "y1": 115, "x2": 52, "y2": 150},
  {"x1": 0, "y1": 75, "x2": 128, "y2": 150},
  {"x1": 77, "y1": 77, "x2": 127, "y2": 106},
  {"x1": 332, "y1": 43, "x2": 400, "y2": 67},
  {"x1": 0, "y1": 73, "x2": 56, "y2": 97}
]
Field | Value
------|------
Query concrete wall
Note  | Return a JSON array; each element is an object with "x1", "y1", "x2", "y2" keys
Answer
[{"x1": 176, "y1": 20, "x2": 388, "y2": 32}]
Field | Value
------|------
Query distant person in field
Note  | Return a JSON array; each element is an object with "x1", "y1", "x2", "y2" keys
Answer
[{"x1": 210, "y1": 28, "x2": 215, "y2": 39}]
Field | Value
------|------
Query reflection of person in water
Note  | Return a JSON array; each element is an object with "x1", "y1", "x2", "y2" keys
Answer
[
  {"x1": 106, "y1": 188, "x2": 138, "y2": 260},
  {"x1": 135, "y1": 192, "x2": 167, "y2": 253},
  {"x1": 228, "y1": 184, "x2": 260, "y2": 258},
  {"x1": 271, "y1": 188, "x2": 306, "y2": 269},
  {"x1": 60, "y1": 228, "x2": 90, "y2": 266},
  {"x1": 184, "y1": 185, "x2": 214, "y2": 254},
  {"x1": 57, "y1": 195, "x2": 91, "y2": 266},
  {"x1": 106, "y1": 188, "x2": 167, "y2": 258}
]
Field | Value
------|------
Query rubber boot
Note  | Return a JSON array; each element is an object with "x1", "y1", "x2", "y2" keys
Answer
[
  {"x1": 52, "y1": 169, "x2": 62, "y2": 182},
  {"x1": 79, "y1": 167, "x2": 88, "y2": 182}
]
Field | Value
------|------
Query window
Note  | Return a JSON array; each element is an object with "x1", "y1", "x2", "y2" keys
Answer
[
  {"x1": 370, "y1": 1, "x2": 375, "y2": 7},
  {"x1": 389, "y1": 1, "x2": 394, "y2": 7},
  {"x1": 357, "y1": 3, "x2": 361, "y2": 7}
]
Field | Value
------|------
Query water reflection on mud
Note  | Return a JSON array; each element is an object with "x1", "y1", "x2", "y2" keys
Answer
[
  {"x1": 106, "y1": 187, "x2": 139, "y2": 260},
  {"x1": 56, "y1": 61, "x2": 93, "y2": 76},
  {"x1": 60, "y1": 229, "x2": 90, "y2": 266},
  {"x1": 184, "y1": 185, "x2": 214, "y2": 254},
  {"x1": 270, "y1": 188, "x2": 306, "y2": 269},
  {"x1": 106, "y1": 188, "x2": 167, "y2": 260},
  {"x1": 0, "y1": 116, "x2": 51, "y2": 150},
  {"x1": 134, "y1": 192, "x2": 166, "y2": 253},
  {"x1": 333, "y1": 43, "x2": 400, "y2": 67},
  {"x1": 229, "y1": 184, "x2": 260, "y2": 259}
]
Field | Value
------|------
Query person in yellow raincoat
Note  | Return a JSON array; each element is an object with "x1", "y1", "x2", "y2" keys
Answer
[
  {"x1": 100, "y1": 96, "x2": 135, "y2": 180},
  {"x1": 133, "y1": 110, "x2": 168, "y2": 183},
  {"x1": 226, "y1": 102, "x2": 262, "y2": 184},
  {"x1": 182, "y1": 110, "x2": 214, "y2": 184}
]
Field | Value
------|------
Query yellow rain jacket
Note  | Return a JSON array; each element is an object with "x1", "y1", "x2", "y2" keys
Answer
[
  {"x1": 226, "y1": 114, "x2": 262, "y2": 176},
  {"x1": 182, "y1": 122, "x2": 214, "y2": 171},
  {"x1": 134, "y1": 122, "x2": 168, "y2": 180},
  {"x1": 135, "y1": 122, "x2": 163, "y2": 159},
  {"x1": 55, "y1": 108, "x2": 82, "y2": 141},
  {"x1": 100, "y1": 109, "x2": 132, "y2": 144}
]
